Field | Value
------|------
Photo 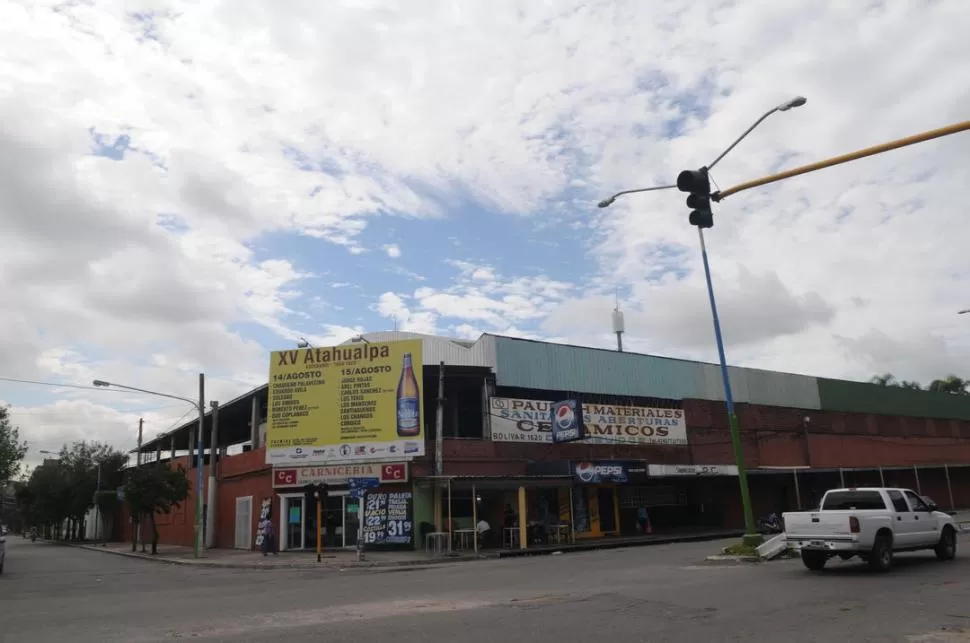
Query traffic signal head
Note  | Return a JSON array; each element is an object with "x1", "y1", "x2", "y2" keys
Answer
[
  {"x1": 677, "y1": 168, "x2": 714, "y2": 229},
  {"x1": 677, "y1": 169, "x2": 710, "y2": 195}
]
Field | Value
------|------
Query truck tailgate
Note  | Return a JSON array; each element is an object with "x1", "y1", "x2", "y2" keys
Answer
[{"x1": 783, "y1": 511, "x2": 855, "y2": 538}]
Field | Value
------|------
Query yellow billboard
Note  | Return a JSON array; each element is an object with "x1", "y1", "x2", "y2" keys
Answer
[{"x1": 265, "y1": 339, "x2": 425, "y2": 464}]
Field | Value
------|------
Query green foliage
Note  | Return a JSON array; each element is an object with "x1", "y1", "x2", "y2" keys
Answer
[
  {"x1": 724, "y1": 542, "x2": 759, "y2": 557},
  {"x1": 16, "y1": 440, "x2": 127, "y2": 540},
  {"x1": 124, "y1": 464, "x2": 190, "y2": 554},
  {"x1": 0, "y1": 406, "x2": 28, "y2": 482},
  {"x1": 869, "y1": 373, "x2": 968, "y2": 394}
]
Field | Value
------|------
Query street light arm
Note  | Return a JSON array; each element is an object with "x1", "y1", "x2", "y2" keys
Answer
[
  {"x1": 597, "y1": 184, "x2": 676, "y2": 208},
  {"x1": 707, "y1": 108, "x2": 778, "y2": 172},
  {"x1": 706, "y1": 97, "x2": 807, "y2": 172},
  {"x1": 92, "y1": 380, "x2": 200, "y2": 410}
]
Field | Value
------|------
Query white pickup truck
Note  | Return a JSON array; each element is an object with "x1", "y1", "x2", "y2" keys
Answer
[{"x1": 784, "y1": 487, "x2": 958, "y2": 572}]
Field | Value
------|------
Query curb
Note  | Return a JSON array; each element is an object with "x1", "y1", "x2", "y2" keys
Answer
[
  {"x1": 52, "y1": 531, "x2": 743, "y2": 570},
  {"x1": 493, "y1": 531, "x2": 745, "y2": 558},
  {"x1": 55, "y1": 541, "x2": 493, "y2": 571},
  {"x1": 704, "y1": 554, "x2": 761, "y2": 564}
]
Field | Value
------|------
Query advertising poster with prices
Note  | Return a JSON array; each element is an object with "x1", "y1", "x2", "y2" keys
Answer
[
  {"x1": 362, "y1": 492, "x2": 414, "y2": 546},
  {"x1": 266, "y1": 339, "x2": 425, "y2": 463}
]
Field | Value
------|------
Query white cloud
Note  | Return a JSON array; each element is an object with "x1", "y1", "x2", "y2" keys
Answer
[{"x1": 2, "y1": 0, "x2": 970, "y2": 456}]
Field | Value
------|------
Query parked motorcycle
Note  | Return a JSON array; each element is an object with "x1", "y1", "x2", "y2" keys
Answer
[{"x1": 758, "y1": 512, "x2": 784, "y2": 533}]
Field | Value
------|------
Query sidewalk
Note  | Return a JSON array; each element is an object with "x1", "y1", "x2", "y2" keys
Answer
[{"x1": 56, "y1": 528, "x2": 743, "y2": 570}]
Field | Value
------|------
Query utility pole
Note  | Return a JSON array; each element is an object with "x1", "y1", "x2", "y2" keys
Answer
[
  {"x1": 136, "y1": 417, "x2": 143, "y2": 550},
  {"x1": 205, "y1": 401, "x2": 219, "y2": 549},
  {"x1": 136, "y1": 418, "x2": 143, "y2": 466},
  {"x1": 194, "y1": 373, "x2": 205, "y2": 559},
  {"x1": 433, "y1": 361, "x2": 445, "y2": 531}
]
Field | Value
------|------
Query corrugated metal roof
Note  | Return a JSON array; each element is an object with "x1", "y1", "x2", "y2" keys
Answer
[{"x1": 349, "y1": 331, "x2": 496, "y2": 368}]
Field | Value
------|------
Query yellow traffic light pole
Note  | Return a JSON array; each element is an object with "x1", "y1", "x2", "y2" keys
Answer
[{"x1": 712, "y1": 120, "x2": 970, "y2": 202}]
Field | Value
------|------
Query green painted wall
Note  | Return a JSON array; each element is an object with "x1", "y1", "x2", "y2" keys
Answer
[{"x1": 816, "y1": 378, "x2": 970, "y2": 421}]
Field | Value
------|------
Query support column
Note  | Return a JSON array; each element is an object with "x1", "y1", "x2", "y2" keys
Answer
[
  {"x1": 472, "y1": 483, "x2": 478, "y2": 555},
  {"x1": 838, "y1": 468, "x2": 845, "y2": 488},
  {"x1": 250, "y1": 396, "x2": 260, "y2": 449},
  {"x1": 793, "y1": 470, "x2": 802, "y2": 510},
  {"x1": 914, "y1": 466, "x2": 922, "y2": 494},
  {"x1": 517, "y1": 486, "x2": 527, "y2": 550},
  {"x1": 205, "y1": 401, "x2": 220, "y2": 549},
  {"x1": 944, "y1": 464, "x2": 956, "y2": 510},
  {"x1": 170, "y1": 436, "x2": 176, "y2": 462},
  {"x1": 188, "y1": 427, "x2": 196, "y2": 466},
  {"x1": 878, "y1": 467, "x2": 885, "y2": 487}
]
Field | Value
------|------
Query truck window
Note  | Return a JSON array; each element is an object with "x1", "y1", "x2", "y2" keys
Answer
[
  {"x1": 886, "y1": 490, "x2": 909, "y2": 512},
  {"x1": 904, "y1": 490, "x2": 929, "y2": 511},
  {"x1": 821, "y1": 490, "x2": 887, "y2": 510}
]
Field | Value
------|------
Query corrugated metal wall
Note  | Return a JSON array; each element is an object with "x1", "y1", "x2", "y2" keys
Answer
[
  {"x1": 493, "y1": 335, "x2": 821, "y2": 409},
  {"x1": 695, "y1": 364, "x2": 821, "y2": 409},
  {"x1": 817, "y1": 378, "x2": 970, "y2": 421},
  {"x1": 493, "y1": 336, "x2": 700, "y2": 399}
]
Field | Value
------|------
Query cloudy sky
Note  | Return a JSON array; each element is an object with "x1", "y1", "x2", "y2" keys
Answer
[{"x1": 2, "y1": 0, "x2": 969, "y2": 467}]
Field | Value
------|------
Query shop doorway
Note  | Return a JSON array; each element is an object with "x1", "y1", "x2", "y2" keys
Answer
[{"x1": 279, "y1": 492, "x2": 358, "y2": 550}]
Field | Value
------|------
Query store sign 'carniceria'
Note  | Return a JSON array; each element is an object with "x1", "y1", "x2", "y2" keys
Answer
[{"x1": 489, "y1": 397, "x2": 688, "y2": 446}]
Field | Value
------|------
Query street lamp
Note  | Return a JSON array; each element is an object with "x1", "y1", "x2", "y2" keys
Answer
[
  {"x1": 297, "y1": 337, "x2": 313, "y2": 348},
  {"x1": 596, "y1": 96, "x2": 807, "y2": 544},
  {"x1": 92, "y1": 376, "x2": 206, "y2": 558},
  {"x1": 958, "y1": 310, "x2": 969, "y2": 315}
]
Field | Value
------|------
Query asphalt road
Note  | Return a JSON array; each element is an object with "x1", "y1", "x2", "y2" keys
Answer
[{"x1": 3, "y1": 535, "x2": 970, "y2": 642}]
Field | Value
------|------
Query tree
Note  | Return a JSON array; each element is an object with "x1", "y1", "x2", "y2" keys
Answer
[
  {"x1": 57, "y1": 441, "x2": 127, "y2": 540},
  {"x1": 869, "y1": 373, "x2": 970, "y2": 394},
  {"x1": 0, "y1": 406, "x2": 28, "y2": 483},
  {"x1": 124, "y1": 464, "x2": 190, "y2": 555},
  {"x1": 927, "y1": 375, "x2": 970, "y2": 396}
]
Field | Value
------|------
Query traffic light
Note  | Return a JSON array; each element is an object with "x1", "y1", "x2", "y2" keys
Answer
[
  {"x1": 302, "y1": 483, "x2": 329, "y2": 506},
  {"x1": 677, "y1": 168, "x2": 714, "y2": 229}
]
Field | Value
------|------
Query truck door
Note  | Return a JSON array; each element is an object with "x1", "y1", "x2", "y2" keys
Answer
[
  {"x1": 886, "y1": 489, "x2": 917, "y2": 547},
  {"x1": 903, "y1": 490, "x2": 939, "y2": 546}
]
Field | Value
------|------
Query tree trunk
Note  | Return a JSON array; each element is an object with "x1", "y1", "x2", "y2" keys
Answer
[
  {"x1": 140, "y1": 512, "x2": 147, "y2": 552},
  {"x1": 131, "y1": 517, "x2": 138, "y2": 552},
  {"x1": 150, "y1": 512, "x2": 159, "y2": 555}
]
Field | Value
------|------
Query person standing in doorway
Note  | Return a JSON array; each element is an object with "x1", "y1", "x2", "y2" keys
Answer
[{"x1": 259, "y1": 515, "x2": 277, "y2": 555}]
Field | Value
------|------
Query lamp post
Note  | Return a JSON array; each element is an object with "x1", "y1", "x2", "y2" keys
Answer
[
  {"x1": 93, "y1": 376, "x2": 206, "y2": 558},
  {"x1": 959, "y1": 310, "x2": 969, "y2": 315},
  {"x1": 297, "y1": 337, "x2": 314, "y2": 348},
  {"x1": 596, "y1": 96, "x2": 807, "y2": 544}
]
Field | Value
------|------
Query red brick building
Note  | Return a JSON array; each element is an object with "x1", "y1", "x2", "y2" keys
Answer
[{"x1": 127, "y1": 332, "x2": 970, "y2": 551}]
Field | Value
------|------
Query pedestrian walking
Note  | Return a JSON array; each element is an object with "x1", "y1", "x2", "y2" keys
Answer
[{"x1": 259, "y1": 516, "x2": 277, "y2": 555}]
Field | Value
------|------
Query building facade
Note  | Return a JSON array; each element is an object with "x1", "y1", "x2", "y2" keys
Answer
[{"x1": 128, "y1": 332, "x2": 970, "y2": 552}]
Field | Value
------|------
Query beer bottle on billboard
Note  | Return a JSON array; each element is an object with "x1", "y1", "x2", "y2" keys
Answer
[{"x1": 396, "y1": 352, "x2": 421, "y2": 437}]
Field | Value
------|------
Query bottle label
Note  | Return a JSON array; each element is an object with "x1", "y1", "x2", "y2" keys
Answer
[{"x1": 397, "y1": 397, "x2": 420, "y2": 430}]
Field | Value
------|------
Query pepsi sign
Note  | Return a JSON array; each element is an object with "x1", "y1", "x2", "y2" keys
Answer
[
  {"x1": 550, "y1": 399, "x2": 586, "y2": 444},
  {"x1": 574, "y1": 461, "x2": 628, "y2": 484}
]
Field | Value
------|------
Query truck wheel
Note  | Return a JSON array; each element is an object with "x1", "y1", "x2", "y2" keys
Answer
[
  {"x1": 935, "y1": 526, "x2": 957, "y2": 561},
  {"x1": 801, "y1": 550, "x2": 827, "y2": 571},
  {"x1": 868, "y1": 534, "x2": 893, "y2": 572}
]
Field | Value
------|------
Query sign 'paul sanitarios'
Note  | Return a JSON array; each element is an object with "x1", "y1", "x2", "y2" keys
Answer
[
  {"x1": 489, "y1": 397, "x2": 688, "y2": 446},
  {"x1": 266, "y1": 339, "x2": 425, "y2": 464}
]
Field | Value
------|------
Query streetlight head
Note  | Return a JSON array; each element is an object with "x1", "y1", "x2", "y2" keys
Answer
[
  {"x1": 92, "y1": 379, "x2": 110, "y2": 387},
  {"x1": 778, "y1": 96, "x2": 807, "y2": 111},
  {"x1": 959, "y1": 309, "x2": 970, "y2": 315},
  {"x1": 597, "y1": 197, "x2": 615, "y2": 209}
]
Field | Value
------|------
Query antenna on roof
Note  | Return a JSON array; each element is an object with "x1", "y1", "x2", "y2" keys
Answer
[{"x1": 612, "y1": 287, "x2": 625, "y2": 352}]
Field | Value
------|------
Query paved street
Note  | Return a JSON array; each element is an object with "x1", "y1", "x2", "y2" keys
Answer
[{"x1": 3, "y1": 535, "x2": 970, "y2": 642}]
